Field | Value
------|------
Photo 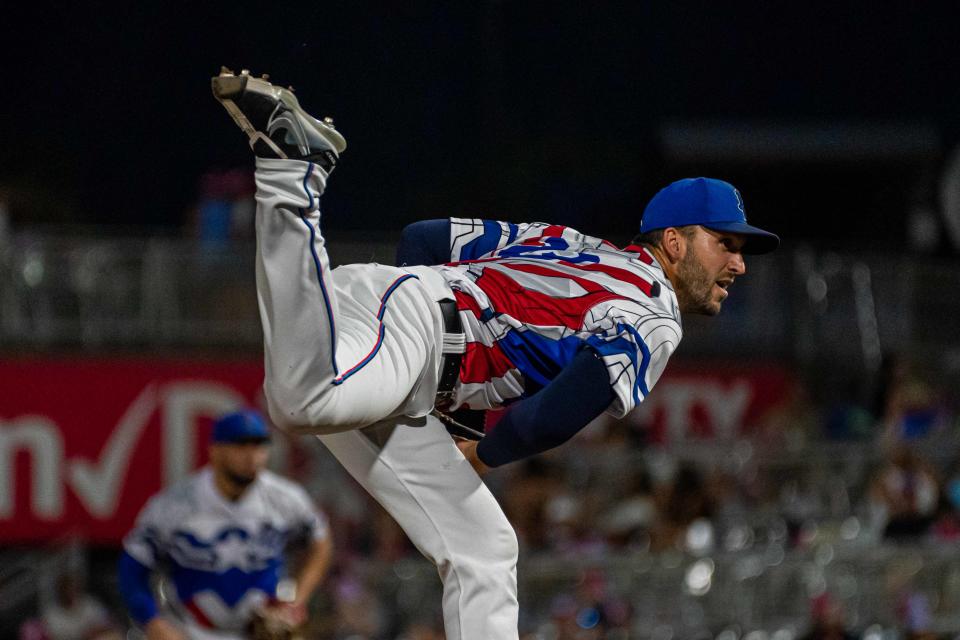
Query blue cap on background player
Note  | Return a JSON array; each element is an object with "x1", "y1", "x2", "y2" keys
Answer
[
  {"x1": 211, "y1": 409, "x2": 271, "y2": 444},
  {"x1": 640, "y1": 177, "x2": 779, "y2": 255}
]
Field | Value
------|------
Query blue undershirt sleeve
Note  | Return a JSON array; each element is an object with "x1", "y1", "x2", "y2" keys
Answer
[
  {"x1": 395, "y1": 219, "x2": 452, "y2": 266},
  {"x1": 117, "y1": 550, "x2": 158, "y2": 626},
  {"x1": 476, "y1": 348, "x2": 615, "y2": 467}
]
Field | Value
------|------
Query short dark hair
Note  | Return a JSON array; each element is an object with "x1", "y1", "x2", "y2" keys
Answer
[
  {"x1": 632, "y1": 229, "x2": 665, "y2": 247},
  {"x1": 631, "y1": 225, "x2": 697, "y2": 249}
]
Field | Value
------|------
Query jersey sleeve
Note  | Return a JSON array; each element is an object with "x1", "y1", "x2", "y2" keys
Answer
[
  {"x1": 583, "y1": 298, "x2": 682, "y2": 418},
  {"x1": 395, "y1": 219, "x2": 452, "y2": 266},
  {"x1": 122, "y1": 495, "x2": 169, "y2": 568}
]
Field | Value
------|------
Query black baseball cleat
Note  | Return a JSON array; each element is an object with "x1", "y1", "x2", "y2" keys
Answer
[{"x1": 211, "y1": 67, "x2": 347, "y2": 173}]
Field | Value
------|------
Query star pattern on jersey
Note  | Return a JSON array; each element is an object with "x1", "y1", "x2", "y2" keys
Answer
[{"x1": 213, "y1": 530, "x2": 266, "y2": 572}]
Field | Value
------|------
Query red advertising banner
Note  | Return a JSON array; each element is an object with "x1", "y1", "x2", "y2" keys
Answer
[
  {"x1": 0, "y1": 358, "x2": 265, "y2": 543},
  {"x1": 628, "y1": 360, "x2": 796, "y2": 444},
  {"x1": 0, "y1": 357, "x2": 793, "y2": 543}
]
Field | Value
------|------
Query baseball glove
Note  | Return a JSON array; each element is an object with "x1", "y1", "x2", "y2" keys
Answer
[{"x1": 248, "y1": 604, "x2": 302, "y2": 640}]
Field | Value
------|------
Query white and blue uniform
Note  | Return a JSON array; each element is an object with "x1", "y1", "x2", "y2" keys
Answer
[
  {"x1": 436, "y1": 217, "x2": 681, "y2": 415},
  {"x1": 250, "y1": 159, "x2": 684, "y2": 639},
  {"x1": 121, "y1": 468, "x2": 328, "y2": 639}
]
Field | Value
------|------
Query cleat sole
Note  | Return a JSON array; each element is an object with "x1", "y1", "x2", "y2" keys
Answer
[
  {"x1": 211, "y1": 66, "x2": 347, "y2": 157},
  {"x1": 211, "y1": 74, "x2": 248, "y2": 101}
]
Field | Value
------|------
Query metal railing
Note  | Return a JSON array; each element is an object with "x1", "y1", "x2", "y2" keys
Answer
[
  {"x1": 316, "y1": 545, "x2": 960, "y2": 638},
  {"x1": 1, "y1": 232, "x2": 959, "y2": 368},
  {"x1": 5, "y1": 542, "x2": 956, "y2": 638}
]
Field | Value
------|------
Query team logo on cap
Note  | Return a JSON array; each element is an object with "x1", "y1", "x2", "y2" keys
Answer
[{"x1": 734, "y1": 188, "x2": 745, "y2": 217}]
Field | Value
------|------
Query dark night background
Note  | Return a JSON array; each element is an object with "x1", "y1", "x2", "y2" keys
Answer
[
  {"x1": 3, "y1": 2, "x2": 959, "y2": 246},
  {"x1": 4, "y1": 6, "x2": 960, "y2": 638}
]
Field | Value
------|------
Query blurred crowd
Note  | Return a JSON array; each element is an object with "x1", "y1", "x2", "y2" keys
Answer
[
  {"x1": 287, "y1": 352, "x2": 960, "y2": 639},
  {"x1": 11, "y1": 357, "x2": 960, "y2": 640}
]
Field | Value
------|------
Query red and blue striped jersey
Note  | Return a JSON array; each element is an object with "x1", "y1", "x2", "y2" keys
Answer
[{"x1": 434, "y1": 218, "x2": 683, "y2": 417}]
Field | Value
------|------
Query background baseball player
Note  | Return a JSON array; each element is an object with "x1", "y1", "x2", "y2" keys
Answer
[
  {"x1": 210, "y1": 67, "x2": 777, "y2": 639},
  {"x1": 117, "y1": 409, "x2": 333, "y2": 640}
]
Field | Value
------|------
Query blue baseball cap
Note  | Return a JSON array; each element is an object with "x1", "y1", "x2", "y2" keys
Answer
[
  {"x1": 640, "y1": 177, "x2": 779, "y2": 254},
  {"x1": 211, "y1": 410, "x2": 271, "y2": 444}
]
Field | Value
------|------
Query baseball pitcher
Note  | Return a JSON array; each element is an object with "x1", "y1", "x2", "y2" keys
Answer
[{"x1": 210, "y1": 67, "x2": 778, "y2": 639}]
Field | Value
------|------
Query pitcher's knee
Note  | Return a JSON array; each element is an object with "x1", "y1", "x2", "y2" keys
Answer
[
  {"x1": 263, "y1": 383, "x2": 309, "y2": 432},
  {"x1": 264, "y1": 379, "x2": 365, "y2": 435},
  {"x1": 492, "y1": 521, "x2": 520, "y2": 568},
  {"x1": 264, "y1": 378, "x2": 324, "y2": 433},
  {"x1": 480, "y1": 510, "x2": 519, "y2": 567},
  {"x1": 459, "y1": 519, "x2": 519, "y2": 576},
  {"x1": 452, "y1": 540, "x2": 518, "y2": 606}
]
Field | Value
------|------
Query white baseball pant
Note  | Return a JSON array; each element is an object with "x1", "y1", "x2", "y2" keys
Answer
[{"x1": 253, "y1": 158, "x2": 519, "y2": 639}]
